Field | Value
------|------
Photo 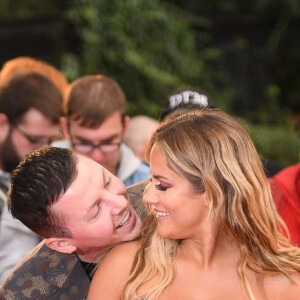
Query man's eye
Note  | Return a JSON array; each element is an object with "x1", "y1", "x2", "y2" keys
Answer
[
  {"x1": 105, "y1": 177, "x2": 111, "y2": 188},
  {"x1": 93, "y1": 202, "x2": 102, "y2": 219},
  {"x1": 155, "y1": 184, "x2": 168, "y2": 191}
]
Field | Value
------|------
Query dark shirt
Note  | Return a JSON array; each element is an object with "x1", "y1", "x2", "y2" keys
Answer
[{"x1": 80, "y1": 260, "x2": 96, "y2": 280}]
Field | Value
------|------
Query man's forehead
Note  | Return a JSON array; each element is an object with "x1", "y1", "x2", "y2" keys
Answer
[
  {"x1": 52, "y1": 155, "x2": 105, "y2": 209},
  {"x1": 68, "y1": 111, "x2": 123, "y2": 127},
  {"x1": 77, "y1": 153, "x2": 104, "y2": 173}
]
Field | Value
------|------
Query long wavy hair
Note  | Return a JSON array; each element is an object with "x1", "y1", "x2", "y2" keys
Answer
[{"x1": 122, "y1": 108, "x2": 300, "y2": 300}]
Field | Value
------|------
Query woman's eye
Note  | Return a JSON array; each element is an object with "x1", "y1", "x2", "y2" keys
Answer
[{"x1": 155, "y1": 183, "x2": 168, "y2": 191}]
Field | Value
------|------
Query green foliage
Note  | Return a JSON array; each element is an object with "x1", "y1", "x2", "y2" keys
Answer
[
  {"x1": 61, "y1": 0, "x2": 225, "y2": 118},
  {"x1": 0, "y1": 0, "x2": 61, "y2": 20},
  {"x1": 243, "y1": 121, "x2": 300, "y2": 167},
  {"x1": 164, "y1": 0, "x2": 300, "y2": 17}
]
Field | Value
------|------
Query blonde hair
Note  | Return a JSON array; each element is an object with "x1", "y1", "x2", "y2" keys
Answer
[{"x1": 122, "y1": 108, "x2": 300, "y2": 300}]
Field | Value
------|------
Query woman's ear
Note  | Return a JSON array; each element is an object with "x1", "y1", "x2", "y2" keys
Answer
[{"x1": 203, "y1": 192, "x2": 209, "y2": 207}]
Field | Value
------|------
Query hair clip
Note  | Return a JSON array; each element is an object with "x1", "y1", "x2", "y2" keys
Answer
[{"x1": 168, "y1": 91, "x2": 208, "y2": 109}]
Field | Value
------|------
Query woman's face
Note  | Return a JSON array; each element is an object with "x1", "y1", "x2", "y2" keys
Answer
[{"x1": 144, "y1": 143, "x2": 209, "y2": 240}]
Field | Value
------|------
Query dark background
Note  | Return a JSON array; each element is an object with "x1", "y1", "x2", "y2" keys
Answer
[{"x1": 0, "y1": 0, "x2": 299, "y2": 166}]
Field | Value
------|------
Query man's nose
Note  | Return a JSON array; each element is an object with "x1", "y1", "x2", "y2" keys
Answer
[
  {"x1": 89, "y1": 147, "x2": 105, "y2": 164},
  {"x1": 109, "y1": 194, "x2": 128, "y2": 216}
]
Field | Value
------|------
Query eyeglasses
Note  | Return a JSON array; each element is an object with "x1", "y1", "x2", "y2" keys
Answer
[
  {"x1": 71, "y1": 140, "x2": 122, "y2": 154},
  {"x1": 68, "y1": 121, "x2": 124, "y2": 154},
  {"x1": 13, "y1": 124, "x2": 61, "y2": 147}
]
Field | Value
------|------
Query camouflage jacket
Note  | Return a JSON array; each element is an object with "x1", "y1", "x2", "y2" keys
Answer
[
  {"x1": 0, "y1": 240, "x2": 90, "y2": 300},
  {"x1": 0, "y1": 180, "x2": 149, "y2": 300}
]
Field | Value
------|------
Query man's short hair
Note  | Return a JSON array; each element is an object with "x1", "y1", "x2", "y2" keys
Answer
[
  {"x1": 65, "y1": 75, "x2": 127, "y2": 128},
  {"x1": 0, "y1": 56, "x2": 69, "y2": 95},
  {"x1": 0, "y1": 72, "x2": 63, "y2": 124},
  {"x1": 8, "y1": 147, "x2": 78, "y2": 238}
]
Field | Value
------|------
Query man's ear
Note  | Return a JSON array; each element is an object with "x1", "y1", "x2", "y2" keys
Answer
[
  {"x1": 122, "y1": 115, "x2": 130, "y2": 138},
  {"x1": 45, "y1": 237, "x2": 77, "y2": 254},
  {"x1": 60, "y1": 116, "x2": 71, "y2": 140},
  {"x1": 0, "y1": 113, "x2": 10, "y2": 142}
]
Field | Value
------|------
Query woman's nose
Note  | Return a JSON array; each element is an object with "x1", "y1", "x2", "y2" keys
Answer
[{"x1": 143, "y1": 183, "x2": 159, "y2": 205}]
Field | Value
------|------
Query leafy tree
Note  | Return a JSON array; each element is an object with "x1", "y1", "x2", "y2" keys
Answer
[
  {"x1": 61, "y1": 0, "x2": 226, "y2": 117},
  {"x1": 162, "y1": 0, "x2": 300, "y2": 122},
  {"x1": 0, "y1": 0, "x2": 62, "y2": 20}
]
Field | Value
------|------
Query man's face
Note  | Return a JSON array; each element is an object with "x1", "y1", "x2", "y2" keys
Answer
[
  {"x1": 65, "y1": 112, "x2": 128, "y2": 175},
  {"x1": 51, "y1": 154, "x2": 142, "y2": 262},
  {"x1": 0, "y1": 108, "x2": 61, "y2": 173}
]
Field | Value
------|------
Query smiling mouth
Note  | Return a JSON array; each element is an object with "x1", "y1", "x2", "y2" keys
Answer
[
  {"x1": 116, "y1": 210, "x2": 130, "y2": 228},
  {"x1": 155, "y1": 210, "x2": 170, "y2": 217}
]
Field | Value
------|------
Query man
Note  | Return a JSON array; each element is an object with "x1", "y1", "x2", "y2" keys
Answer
[
  {"x1": 60, "y1": 75, "x2": 150, "y2": 186},
  {"x1": 124, "y1": 115, "x2": 159, "y2": 163},
  {"x1": 0, "y1": 67, "x2": 66, "y2": 281},
  {"x1": 0, "y1": 147, "x2": 147, "y2": 299},
  {"x1": 0, "y1": 56, "x2": 68, "y2": 95}
]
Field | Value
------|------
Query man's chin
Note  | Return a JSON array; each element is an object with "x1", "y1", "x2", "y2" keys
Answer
[{"x1": 123, "y1": 213, "x2": 143, "y2": 242}]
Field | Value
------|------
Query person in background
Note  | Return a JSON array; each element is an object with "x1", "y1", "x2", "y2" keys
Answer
[
  {"x1": 88, "y1": 108, "x2": 300, "y2": 300},
  {"x1": 0, "y1": 56, "x2": 67, "y2": 282},
  {"x1": 0, "y1": 147, "x2": 147, "y2": 299},
  {"x1": 268, "y1": 162, "x2": 300, "y2": 246},
  {"x1": 60, "y1": 75, "x2": 150, "y2": 186},
  {"x1": 0, "y1": 56, "x2": 68, "y2": 96},
  {"x1": 124, "y1": 115, "x2": 159, "y2": 163}
]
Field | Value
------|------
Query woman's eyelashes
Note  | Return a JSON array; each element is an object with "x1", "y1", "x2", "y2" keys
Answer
[{"x1": 155, "y1": 183, "x2": 168, "y2": 191}]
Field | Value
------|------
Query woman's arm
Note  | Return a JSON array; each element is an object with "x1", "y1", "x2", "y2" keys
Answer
[{"x1": 87, "y1": 241, "x2": 140, "y2": 300}]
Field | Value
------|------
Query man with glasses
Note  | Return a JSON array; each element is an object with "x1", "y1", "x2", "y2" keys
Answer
[
  {"x1": 60, "y1": 75, "x2": 150, "y2": 186},
  {"x1": 0, "y1": 66, "x2": 67, "y2": 282}
]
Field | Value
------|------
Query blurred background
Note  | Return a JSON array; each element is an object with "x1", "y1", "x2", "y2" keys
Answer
[{"x1": 0, "y1": 0, "x2": 299, "y2": 167}]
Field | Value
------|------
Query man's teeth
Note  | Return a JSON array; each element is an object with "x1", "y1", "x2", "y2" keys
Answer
[
  {"x1": 118, "y1": 211, "x2": 130, "y2": 227},
  {"x1": 156, "y1": 211, "x2": 170, "y2": 217}
]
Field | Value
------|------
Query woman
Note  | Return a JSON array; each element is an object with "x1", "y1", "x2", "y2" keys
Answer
[{"x1": 88, "y1": 109, "x2": 300, "y2": 300}]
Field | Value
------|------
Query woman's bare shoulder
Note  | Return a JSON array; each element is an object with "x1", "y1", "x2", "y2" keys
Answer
[
  {"x1": 97, "y1": 240, "x2": 141, "y2": 271},
  {"x1": 105, "y1": 240, "x2": 141, "y2": 261},
  {"x1": 89, "y1": 241, "x2": 142, "y2": 299},
  {"x1": 265, "y1": 271, "x2": 300, "y2": 299}
]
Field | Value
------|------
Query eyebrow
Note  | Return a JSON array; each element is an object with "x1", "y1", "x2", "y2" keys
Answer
[{"x1": 152, "y1": 174, "x2": 169, "y2": 181}]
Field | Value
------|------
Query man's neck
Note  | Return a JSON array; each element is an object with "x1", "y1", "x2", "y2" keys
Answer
[
  {"x1": 77, "y1": 243, "x2": 120, "y2": 264},
  {"x1": 77, "y1": 249, "x2": 109, "y2": 264}
]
